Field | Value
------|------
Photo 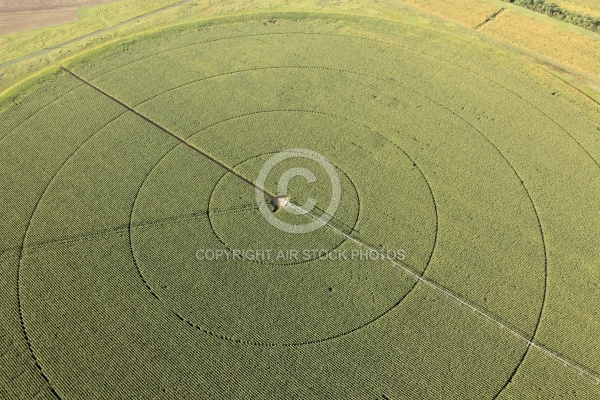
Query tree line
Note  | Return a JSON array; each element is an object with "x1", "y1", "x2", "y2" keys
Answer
[{"x1": 503, "y1": 0, "x2": 600, "y2": 33}]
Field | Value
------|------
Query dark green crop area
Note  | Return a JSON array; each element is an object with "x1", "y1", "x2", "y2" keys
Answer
[{"x1": 0, "y1": 12, "x2": 598, "y2": 399}]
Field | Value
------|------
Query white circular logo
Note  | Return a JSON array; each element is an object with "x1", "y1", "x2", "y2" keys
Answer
[{"x1": 255, "y1": 148, "x2": 341, "y2": 234}]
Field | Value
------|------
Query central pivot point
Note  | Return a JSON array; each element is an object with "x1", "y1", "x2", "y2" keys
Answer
[{"x1": 271, "y1": 194, "x2": 290, "y2": 212}]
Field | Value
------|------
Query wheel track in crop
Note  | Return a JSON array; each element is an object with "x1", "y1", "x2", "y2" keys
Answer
[
  {"x1": 131, "y1": 65, "x2": 396, "y2": 108},
  {"x1": 7, "y1": 98, "x2": 262, "y2": 397},
  {"x1": 7, "y1": 205, "x2": 254, "y2": 257},
  {"x1": 14, "y1": 109, "x2": 128, "y2": 399},
  {"x1": 409, "y1": 90, "x2": 549, "y2": 397},
  {"x1": 386, "y1": 58, "x2": 597, "y2": 393},
  {"x1": 83, "y1": 31, "x2": 401, "y2": 82},
  {"x1": 0, "y1": 82, "x2": 84, "y2": 143},
  {"x1": 124, "y1": 64, "x2": 549, "y2": 362},
  {"x1": 161, "y1": 68, "x2": 553, "y2": 387},
  {"x1": 14, "y1": 62, "x2": 548, "y2": 392},
  {"x1": 124, "y1": 104, "x2": 437, "y2": 346},
  {"x1": 4, "y1": 28, "x2": 593, "y2": 170},
  {"x1": 306, "y1": 100, "x2": 551, "y2": 394},
  {"x1": 75, "y1": 28, "x2": 598, "y2": 168},
  {"x1": 8, "y1": 23, "x2": 600, "y2": 394},
  {"x1": 6, "y1": 99, "x2": 256, "y2": 396}
]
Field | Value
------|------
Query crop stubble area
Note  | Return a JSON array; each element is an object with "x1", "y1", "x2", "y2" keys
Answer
[{"x1": 0, "y1": 12, "x2": 599, "y2": 400}]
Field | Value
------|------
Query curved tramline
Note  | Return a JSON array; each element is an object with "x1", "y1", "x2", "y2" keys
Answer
[
  {"x1": 294, "y1": 203, "x2": 600, "y2": 385},
  {"x1": 0, "y1": 10, "x2": 598, "y2": 400}
]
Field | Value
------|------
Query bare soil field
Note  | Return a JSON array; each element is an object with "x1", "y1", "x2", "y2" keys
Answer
[
  {"x1": 0, "y1": 8, "x2": 79, "y2": 34},
  {"x1": 0, "y1": 0, "x2": 116, "y2": 13}
]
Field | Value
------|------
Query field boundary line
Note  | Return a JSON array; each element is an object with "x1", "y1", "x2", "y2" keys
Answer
[
  {"x1": 59, "y1": 65, "x2": 276, "y2": 199},
  {"x1": 290, "y1": 202, "x2": 600, "y2": 386},
  {"x1": 474, "y1": 8, "x2": 506, "y2": 30}
]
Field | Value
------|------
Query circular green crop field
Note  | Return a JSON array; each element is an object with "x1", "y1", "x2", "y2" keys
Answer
[{"x1": 0, "y1": 12, "x2": 598, "y2": 400}]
